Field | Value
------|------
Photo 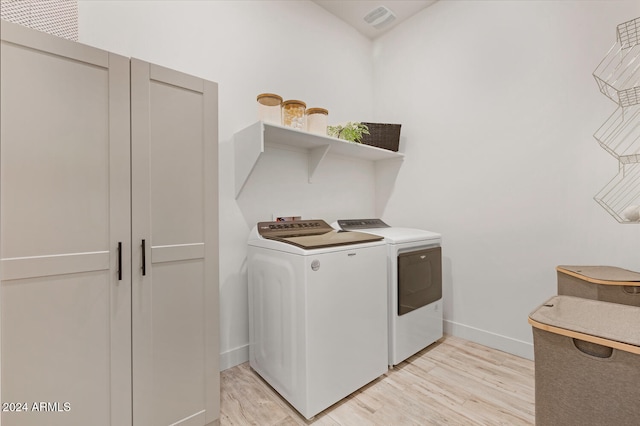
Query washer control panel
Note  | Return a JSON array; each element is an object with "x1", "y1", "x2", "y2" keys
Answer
[{"x1": 257, "y1": 220, "x2": 332, "y2": 238}]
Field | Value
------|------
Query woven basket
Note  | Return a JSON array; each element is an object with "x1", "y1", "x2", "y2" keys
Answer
[{"x1": 360, "y1": 122, "x2": 401, "y2": 152}]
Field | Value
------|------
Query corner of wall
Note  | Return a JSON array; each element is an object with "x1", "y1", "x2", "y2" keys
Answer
[
  {"x1": 220, "y1": 344, "x2": 250, "y2": 371},
  {"x1": 444, "y1": 319, "x2": 534, "y2": 360}
]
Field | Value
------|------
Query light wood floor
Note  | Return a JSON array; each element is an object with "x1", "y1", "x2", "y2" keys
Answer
[{"x1": 220, "y1": 336, "x2": 535, "y2": 425}]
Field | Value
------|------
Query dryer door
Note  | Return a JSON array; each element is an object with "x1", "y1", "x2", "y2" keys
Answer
[{"x1": 397, "y1": 247, "x2": 442, "y2": 315}]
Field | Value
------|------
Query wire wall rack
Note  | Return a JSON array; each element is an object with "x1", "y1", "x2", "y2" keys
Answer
[
  {"x1": 593, "y1": 18, "x2": 640, "y2": 108},
  {"x1": 595, "y1": 163, "x2": 640, "y2": 223},
  {"x1": 593, "y1": 17, "x2": 640, "y2": 223},
  {"x1": 618, "y1": 16, "x2": 640, "y2": 49},
  {"x1": 593, "y1": 104, "x2": 640, "y2": 164}
]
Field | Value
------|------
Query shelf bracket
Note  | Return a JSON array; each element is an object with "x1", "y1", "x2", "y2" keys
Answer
[
  {"x1": 234, "y1": 121, "x2": 265, "y2": 198},
  {"x1": 308, "y1": 145, "x2": 331, "y2": 183}
]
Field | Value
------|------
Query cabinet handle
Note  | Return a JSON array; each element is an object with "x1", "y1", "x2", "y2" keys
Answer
[
  {"x1": 142, "y1": 239, "x2": 146, "y2": 276},
  {"x1": 117, "y1": 242, "x2": 122, "y2": 281}
]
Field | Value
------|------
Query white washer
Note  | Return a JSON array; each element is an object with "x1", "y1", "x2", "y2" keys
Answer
[
  {"x1": 247, "y1": 220, "x2": 388, "y2": 419},
  {"x1": 336, "y1": 219, "x2": 443, "y2": 366}
]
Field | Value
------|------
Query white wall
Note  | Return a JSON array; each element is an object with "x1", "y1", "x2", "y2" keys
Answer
[
  {"x1": 77, "y1": 0, "x2": 640, "y2": 367},
  {"x1": 77, "y1": 0, "x2": 378, "y2": 369},
  {"x1": 373, "y1": 0, "x2": 640, "y2": 358}
]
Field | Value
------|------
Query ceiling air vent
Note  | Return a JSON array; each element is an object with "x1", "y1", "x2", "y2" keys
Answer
[{"x1": 363, "y1": 5, "x2": 396, "y2": 30}]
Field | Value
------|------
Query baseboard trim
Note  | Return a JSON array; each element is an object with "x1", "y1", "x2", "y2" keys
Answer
[
  {"x1": 220, "y1": 344, "x2": 249, "y2": 371},
  {"x1": 220, "y1": 322, "x2": 534, "y2": 371},
  {"x1": 444, "y1": 319, "x2": 534, "y2": 360}
]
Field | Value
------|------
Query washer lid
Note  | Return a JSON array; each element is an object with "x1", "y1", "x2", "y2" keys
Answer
[{"x1": 256, "y1": 219, "x2": 383, "y2": 249}]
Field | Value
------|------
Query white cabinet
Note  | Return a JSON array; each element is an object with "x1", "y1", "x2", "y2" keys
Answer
[
  {"x1": 130, "y1": 59, "x2": 219, "y2": 426},
  {"x1": 0, "y1": 21, "x2": 219, "y2": 426}
]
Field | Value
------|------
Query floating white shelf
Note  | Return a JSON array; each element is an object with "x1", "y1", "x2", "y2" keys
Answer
[{"x1": 234, "y1": 121, "x2": 404, "y2": 198}]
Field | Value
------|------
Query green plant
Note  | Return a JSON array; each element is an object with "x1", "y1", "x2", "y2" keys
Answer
[{"x1": 327, "y1": 122, "x2": 369, "y2": 143}]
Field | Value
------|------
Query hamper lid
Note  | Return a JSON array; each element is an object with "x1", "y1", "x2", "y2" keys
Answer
[
  {"x1": 529, "y1": 295, "x2": 640, "y2": 352},
  {"x1": 557, "y1": 265, "x2": 640, "y2": 285}
]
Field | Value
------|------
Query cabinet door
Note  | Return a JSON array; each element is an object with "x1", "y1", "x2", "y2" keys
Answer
[
  {"x1": 131, "y1": 59, "x2": 219, "y2": 426},
  {"x1": 0, "y1": 22, "x2": 132, "y2": 426}
]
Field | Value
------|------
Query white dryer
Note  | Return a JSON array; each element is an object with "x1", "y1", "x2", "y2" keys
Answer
[
  {"x1": 247, "y1": 220, "x2": 388, "y2": 419},
  {"x1": 336, "y1": 219, "x2": 442, "y2": 366}
]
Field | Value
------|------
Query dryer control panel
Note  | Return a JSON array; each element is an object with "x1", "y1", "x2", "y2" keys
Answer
[{"x1": 337, "y1": 218, "x2": 390, "y2": 230}]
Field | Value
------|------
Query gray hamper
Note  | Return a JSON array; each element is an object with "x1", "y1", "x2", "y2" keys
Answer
[
  {"x1": 557, "y1": 265, "x2": 640, "y2": 306},
  {"x1": 529, "y1": 295, "x2": 640, "y2": 426}
]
